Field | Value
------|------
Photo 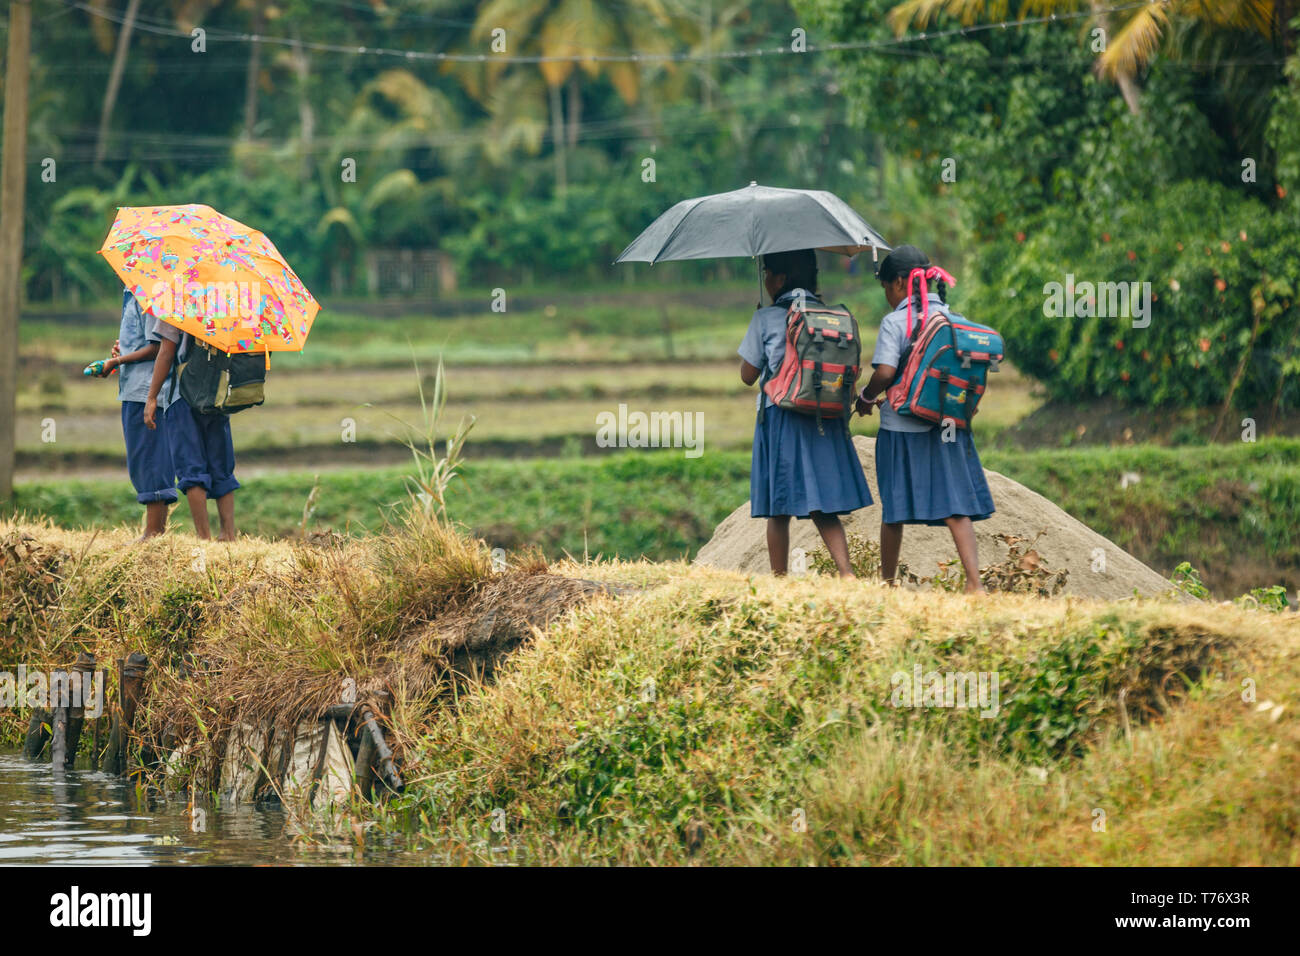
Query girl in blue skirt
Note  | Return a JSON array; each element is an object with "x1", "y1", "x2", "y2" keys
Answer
[
  {"x1": 739, "y1": 249, "x2": 871, "y2": 578},
  {"x1": 855, "y1": 245, "x2": 994, "y2": 593}
]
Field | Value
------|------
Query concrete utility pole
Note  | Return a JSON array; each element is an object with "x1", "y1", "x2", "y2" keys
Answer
[{"x1": 0, "y1": 0, "x2": 32, "y2": 504}]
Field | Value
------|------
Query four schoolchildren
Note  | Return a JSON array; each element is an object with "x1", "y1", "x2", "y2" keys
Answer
[{"x1": 96, "y1": 240, "x2": 990, "y2": 581}]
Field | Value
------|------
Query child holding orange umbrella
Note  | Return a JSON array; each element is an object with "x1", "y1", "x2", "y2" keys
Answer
[{"x1": 87, "y1": 289, "x2": 176, "y2": 538}]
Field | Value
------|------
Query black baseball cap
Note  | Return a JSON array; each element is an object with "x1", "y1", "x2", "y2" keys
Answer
[{"x1": 875, "y1": 244, "x2": 930, "y2": 282}]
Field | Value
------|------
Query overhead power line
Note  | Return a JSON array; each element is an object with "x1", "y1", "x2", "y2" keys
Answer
[{"x1": 58, "y1": 0, "x2": 1163, "y2": 66}]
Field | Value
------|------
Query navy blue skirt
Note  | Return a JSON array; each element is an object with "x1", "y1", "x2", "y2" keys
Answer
[
  {"x1": 750, "y1": 406, "x2": 872, "y2": 518},
  {"x1": 875, "y1": 427, "x2": 995, "y2": 526}
]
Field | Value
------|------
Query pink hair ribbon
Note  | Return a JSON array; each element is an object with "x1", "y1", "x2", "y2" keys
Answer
[{"x1": 904, "y1": 265, "x2": 957, "y2": 338}]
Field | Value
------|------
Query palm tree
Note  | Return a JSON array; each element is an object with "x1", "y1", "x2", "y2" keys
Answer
[
  {"x1": 889, "y1": 0, "x2": 1289, "y2": 115},
  {"x1": 91, "y1": 0, "x2": 219, "y2": 168},
  {"x1": 318, "y1": 68, "x2": 469, "y2": 291},
  {"x1": 241, "y1": 0, "x2": 266, "y2": 137},
  {"x1": 93, "y1": 0, "x2": 141, "y2": 168},
  {"x1": 661, "y1": 0, "x2": 754, "y2": 108},
  {"x1": 470, "y1": 0, "x2": 673, "y2": 193}
]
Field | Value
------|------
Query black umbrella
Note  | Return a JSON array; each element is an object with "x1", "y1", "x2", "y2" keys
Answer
[{"x1": 616, "y1": 182, "x2": 890, "y2": 303}]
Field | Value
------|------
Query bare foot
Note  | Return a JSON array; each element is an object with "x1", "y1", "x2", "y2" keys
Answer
[{"x1": 217, "y1": 531, "x2": 237, "y2": 542}]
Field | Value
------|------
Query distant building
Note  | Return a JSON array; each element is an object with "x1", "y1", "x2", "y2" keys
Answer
[{"x1": 363, "y1": 249, "x2": 457, "y2": 297}]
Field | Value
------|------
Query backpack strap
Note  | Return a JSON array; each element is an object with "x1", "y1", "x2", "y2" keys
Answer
[
  {"x1": 756, "y1": 296, "x2": 803, "y2": 426},
  {"x1": 162, "y1": 331, "x2": 190, "y2": 406}
]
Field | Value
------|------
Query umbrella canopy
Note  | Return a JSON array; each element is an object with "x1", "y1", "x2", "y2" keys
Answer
[
  {"x1": 99, "y1": 204, "x2": 320, "y2": 354},
  {"x1": 615, "y1": 182, "x2": 890, "y2": 264}
]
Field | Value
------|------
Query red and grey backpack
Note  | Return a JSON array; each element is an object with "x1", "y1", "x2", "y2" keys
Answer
[
  {"x1": 884, "y1": 268, "x2": 1004, "y2": 429},
  {"x1": 762, "y1": 293, "x2": 861, "y2": 431}
]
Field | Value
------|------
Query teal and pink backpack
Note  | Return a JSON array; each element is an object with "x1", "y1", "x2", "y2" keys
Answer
[{"x1": 885, "y1": 268, "x2": 1004, "y2": 429}]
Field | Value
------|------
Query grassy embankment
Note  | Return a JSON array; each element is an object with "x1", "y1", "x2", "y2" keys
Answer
[
  {"x1": 13, "y1": 438, "x2": 1300, "y2": 597},
  {"x1": 2, "y1": 519, "x2": 1296, "y2": 865}
]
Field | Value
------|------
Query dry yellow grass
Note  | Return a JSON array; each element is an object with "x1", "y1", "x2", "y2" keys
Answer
[{"x1": 4, "y1": 519, "x2": 1295, "y2": 864}]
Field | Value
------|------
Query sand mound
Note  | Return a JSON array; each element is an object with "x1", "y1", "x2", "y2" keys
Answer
[{"x1": 695, "y1": 436, "x2": 1171, "y2": 600}]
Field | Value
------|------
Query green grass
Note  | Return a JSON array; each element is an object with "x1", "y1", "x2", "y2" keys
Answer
[
  {"x1": 21, "y1": 297, "x2": 761, "y2": 369},
  {"x1": 21, "y1": 281, "x2": 1053, "y2": 469},
  {"x1": 10, "y1": 453, "x2": 753, "y2": 561},
  {"x1": 395, "y1": 569, "x2": 1300, "y2": 864},
  {"x1": 11, "y1": 438, "x2": 1300, "y2": 596},
  {"x1": 15, "y1": 356, "x2": 1037, "y2": 464}
]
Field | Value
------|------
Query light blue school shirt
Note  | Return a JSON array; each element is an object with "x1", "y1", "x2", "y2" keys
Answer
[
  {"x1": 146, "y1": 313, "x2": 193, "y2": 405},
  {"x1": 116, "y1": 290, "x2": 170, "y2": 408},
  {"x1": 871, "y1": 293, "x2": 949, "y2": 433},
  {"x1": 737, "y1": 288, "x2": 822, "y2": 409}
]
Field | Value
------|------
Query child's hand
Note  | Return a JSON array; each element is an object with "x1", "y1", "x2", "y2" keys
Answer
[
  {"x1": 855, "y1": 390, "x2": 880, "y2": 417},
  {"x1": 111, "y1": 340, "x2": 121, "y2": 359},
  {"x1": 143, "y1": 397, "x2": 158, "y2": 430},
  {"x1": 98, "y1": 357, "x2": 119, "y2": 377}
]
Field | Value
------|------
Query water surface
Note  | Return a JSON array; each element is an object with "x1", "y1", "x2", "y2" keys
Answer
[{"x1": 0, "y1": 750, "x2": 423, "y2": 866}]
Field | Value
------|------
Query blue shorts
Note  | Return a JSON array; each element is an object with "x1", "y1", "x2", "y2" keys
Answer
[
  {"x1": 121, "y1": 401, "x2": 178, "y2": 505},
  {"x1": 164, "y1": 396, "x2": 240, "y2": 498}
]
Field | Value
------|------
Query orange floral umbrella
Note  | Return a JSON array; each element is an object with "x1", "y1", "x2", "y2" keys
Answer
[{"x1": 98, "y1": 203, "x2": 320, "y2": 354}]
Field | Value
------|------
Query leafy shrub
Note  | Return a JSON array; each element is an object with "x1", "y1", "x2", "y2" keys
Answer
[
  {"x1": 1236, "y1": 585, "x2": 1291, "y2": 612},
  {"x1": 811, "y1": 533, "x2": 881, "y2": 578},
  {"x1": 1171, "y1": 562, "x2": 1210, "y2": 600},
  {"x1": 980, "y1": 182, "x2": 1300, "y2": 410}
]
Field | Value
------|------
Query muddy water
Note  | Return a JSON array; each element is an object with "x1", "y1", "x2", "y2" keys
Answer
[{"x1": 0, "y1": 751, "x2": 423, "y2": 866}]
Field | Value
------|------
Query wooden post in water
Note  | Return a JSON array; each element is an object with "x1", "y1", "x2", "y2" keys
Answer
[
  {"x1": 353, "y1": 732, "x2": 375, "y2": 801},
  {"x1": 91, "y1": 678, "x2": 103, "y2": 771},
  {"x1": 106, "y1": 653, "x2": 148, "y2": 776},
  {"x1": 63, "y1": 652, "x2": 96, "y2": 770},
  {"x1": 49, "y1": 669, "x2": 68, "y2": 772},
  {"x1": 23, "y1": 707, "x2": 50, "y2": 759},
  {"x1": 358, "y1": 705, "x2": 402, "y2": 793},
  {"x1": 322, "y1": 702, "x2": 401, "y2": 796},
  {"x1": 103, "y1": 658, "x2": 124, "y2": 774}
]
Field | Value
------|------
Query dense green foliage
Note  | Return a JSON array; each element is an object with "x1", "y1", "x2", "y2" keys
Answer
[
  {"x1": 15, "y1": 2, "x2": 1300, "y2": 411},
  {"x1": 20, "y1": 0, "x2": 912, "y2": 299},
  {"x1": 801, "y1": 0, "x2": 1300, "y2": 412}
]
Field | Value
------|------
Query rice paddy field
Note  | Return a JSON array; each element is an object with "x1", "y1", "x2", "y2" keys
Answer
[
  {"x1": 15, "y1": 285, "x2": 1041, "y2": 469},
  {"x1": 11, "y1": 285, "x2": 1300, "y2": 599}
]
